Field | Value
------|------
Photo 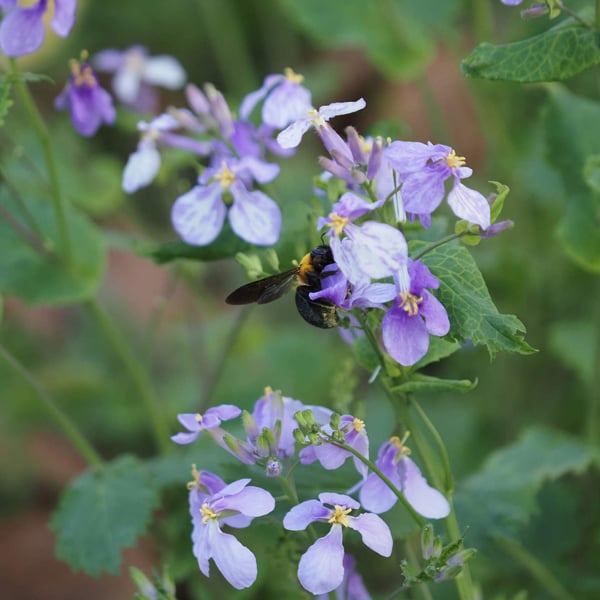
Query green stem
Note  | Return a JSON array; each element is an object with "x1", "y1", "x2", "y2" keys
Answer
[
  {"x1": 444, "y1": 498, "x2": 476, "y2": 599},
  {"x1": 0, "y1": 343, "x2": 103, "y2": 466},
  {"x1": 84, "y1": 298, "x2": 170, "y2": 454},
  {"x1": 10, "y1": 59, "x2": 72, "y2": 262},
  {"x1": 412, "y1": 231, "x2": 465, "y2": 261},
  {"x1": 494, "y1": 535, "x2": 575, "y2": 600},
  {"x1": 555, "y1": 1, "x2": 593, "y2": 27}
]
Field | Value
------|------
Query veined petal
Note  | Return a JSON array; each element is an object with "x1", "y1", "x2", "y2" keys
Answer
[
  {"x1": 277, "y1": 118, "x2": 311, "y2": 149},
  {"x1": 359, "y1": 472, "x2": 398, "y2": 514},
  {"x1": 0, "y1": 3, "x2": 45, "y2": 56},
  {"x1": 264, "y1": 82, "x2": 312, "y2": 128},
  {"x1": 382, "y1": 305, "x2": 430, "y2": 366},
  {"x1": 207, "y1": 524, "x2": 258, "y2": 589},
  {"x1": 229, "y1": 183, "x2": 281, "y2": 246},
  {"x1": 52, "y1": 0, "x2": 77, "y2": 37},
  {"x1": 319, "y1": 492, "x2": 360, "y2": 509},
  {"x1": 142, "y1": 55, "x2": 186, "y2": 88},
  {"x1": 348, "y1": 513, "x2": 393, "y2": 557},
  {"x1": 401, "y1": 169, "x2": 446, "y2": 215},
  {"x1": 191, "y1": 515, "x2": 212, "y2": 577},
  {"x1": 297, "y1": 526, "x2": 345, "y2": 595},
  {"x1": 421, "y1": 292, "x2": 450, "y2": 337},
  {"x1": 176, "y1": 413, "x2": 201, "y2": 431},
  {"x1": 385, "y1": 141, "x2": 450, "y2": 175},
  {"x1": 122, "y1": 140, "x2": 161, "y2": 193},
  {"x1": 318, "y1": 98, "x2": 366, "y2": 120},
  {"x1": 283, "y1": 499, "x2": 330, "y2": 530},
  {"x1": 171, "y1": 183, "x2": 226, "y2": 246},
  {"x1": 170, "y1": 431, "x2": 199, "y2": 445},
  {"x1": 447, "y1": 181, "x2": 491, "y2": 229},
  {"x1": 208, "y1": 404, "x2": 242, "y2": 422},
  {"x1": 398, "y1": 457, "x2": 450, "y2": 519},
  {"x1": 239, "y1": 73, "x2": 281, "y2": 119},
  {"x1": 218, "y1": 486, "x2": 275, "y2": 517},
  {"x1": 313, "y1": 443, "x2": 350, "y2": 470}
]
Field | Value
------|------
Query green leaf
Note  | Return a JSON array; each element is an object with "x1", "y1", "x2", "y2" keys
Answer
[
  {"x1": 277, "y1": 0, "x2": 434, "y2": 79},
  {"x1": 583, "y1": 154, "x2": 600, "y2": 193},
  {"x1": 414, "y1": 242, "x2": 535, "y2": 357},
  {"x1": 454, "y1": 426, "x2": 599, "y2": 547},
  {"x1": 0, "y1": 191, "x2": 106, "y2": 305},
  {"x1": 50, "y1": 455, "x2": 160, "y2": 576},
  {"x1": 543, "y1": 86, "x2": 600, "y2": 270},
  {"x1": 413, "y1": 336, "x2": 461, "y2": 369},
  {"x1": 461, "y1": 22, "x2": 600, "y2": 82},
  {"x1": 489, "y1": 181, "x2": 510, "y2": 223},
  {"x1": 391, "y1": 373, "x2": 477, "y2": 393}
]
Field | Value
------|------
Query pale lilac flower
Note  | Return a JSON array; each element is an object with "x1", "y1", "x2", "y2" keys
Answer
[
  {"x1": 277, "y1": 98, "x2": 366, "y2": 149},
  {"x1": 189, "y1": 473, "x2": 275, "y2": 589},
  {"x1": 316, "y1": 555, "x2": 371, "y2": 600},
  {"x1": 359, "y1": 435, "x2": 450, "y2": 519},
  {"x1": 380, "y1": 259, "x2": 450, "y2": 366},
  {"x1": 299, "y1": 414, "x2": 370, "y2": 479},
  {"x1": 384, "y1": 141, "x2": 491, "y2": 229},
  {"x1": 171, "y1": 404, "x2": 242, "y2": 445},
  {"x1": 171, "y1": 157, "x2": 281, "y2": 246},
  {"x1": 240, "y1": 67, "x2": 312, "y2": 128},
  {"x1": 0, "y1": 0, "x2": 76, "y2": 57},
  {"x1": 501, "y1": 0, "x2": 523, "y2": 4},
  {"x1": 283, "y1": 493, "x2": 392, "y2": 595},
  {"x1": 54, "y1": 57, "x2": 115, "y2": 137},
  {"x1": 93, "y1": 45, "x2": 186, "y2": 112}
]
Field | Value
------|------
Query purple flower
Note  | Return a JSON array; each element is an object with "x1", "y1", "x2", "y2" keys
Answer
[
  {"x1": 359, "y1": 435, "x2": 450, "y2": 519},
  {"x1": 171, "y1": 404, "x2": 242, "y2": 445},
  {"x1": 0, "y1": 0, "x2": 76, "y2": 57},
  {"x1": 299, "y1": 414, "x2": 370, "y2": 479},
  {"x1": 384, "y1": 141, "x2": 491, "y2": 229},
  {"x1": 240, "y1": 67, "x2": 312, "y2": 128},
  {"x1": 283, "y1": 492, "x2": 392, "y2": 595},
  {"x1": 381, "y1": 259, "x2": 450, "y2": 366},
  {"x1": 501, "y1": 0, "x2": 523, "y2": 4},
  {"x1": 277, "y1": 98, "x2": 366, "y2": 149},
  {"x1": 171, "y1": 157, "x2": 281, "y2": 246},
  {"x1": 54, "y1": 56, "x2": 115, "y2": 137},
  {"x1": 93, "y1": 45, "x2": 186, "y2": 112},
  {"x1": 189, "y1": 473, "x2": 275, "y2": 589},
  {"x1": 316, "y1": 554, "x2": 371, "y2": 600}
]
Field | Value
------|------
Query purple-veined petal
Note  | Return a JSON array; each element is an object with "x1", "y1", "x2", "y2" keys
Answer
[
  {"x1": 51, "y1": 0, "x2": 77, "y2": 37},
  {"x1": 122, "y1": 140, "x2": 161, "y2": 193},
  {"x1": 171, "y1": 183, "x2": 226, "y2": 246},
  {"x1": 409, "y1": 259, "x2": 440, "y2": 291},
  {"x1": 381, "y1": 305, "x2": 430, "y2": 366},
  {"x1": 277, "y1": 117, "x2": 311, "y2": 149},
  {"x1": 319, "y1": 492, "x2": 359, "y2": 510},
  {"x1": 332, "y1": 191, "x2": 377, "y2": 221},
  {"x1": 283, "y1": 499, "x2": 331, "y2": 530},
  {"x1": 501, "y1": 0, "x2": 523, "y2": 5},
  {"x1": 421, "y1": 292, "x2": 450, "y2": 337},
  {"x1": 217, "y1": 485, "x2": 275, "y2": 517},
  {"x1": 214, "y1": 478, "x2": 251, "y2": 499},
  {"x1": 236, "y1": 155, "x2": 280, "y2": 183},
  {"x1": 358, "y1": 472, "x2": 398, "y2": 514},
  {"x1": 348, "y1": 513, "x2": 393, "y2": 557},
  {"x1": 298, "y1": 445, "x2": 317, "y2": 465},
  {"x1": 401, "y1": 169, "x2": 447, "y2": 215},
  {"x1": 142, "y1": 55, "x2": 186, "y2": 88},
  {"x1": 0, "y1": 3, "x2": 45, "y2": 57},
  {"x1": 220, "y1": 513, "x2": 253, "y2": 529},
  {"x1": 191, "y1": 516, "x2": 212, "y2": 577},
  {"x1": 206, "y1": 523, "x2": 258, "y2": 589},
  {"x1": 176, "y1": 413, "x2": 202, "y2": 431},
  {"x1": 297, "y1": 525, "x2": 345, "y2": 595},
  {"x1": 264, "y1": 81, "x2": 312, "y2": 128},
  {"x1": 208, "y1": 404, "x2": 242, "y2": 422},
  {"x1": 313, "y1": 443, "x2": 350, "y2": 470},
  {"x1": 229, "y1": 183, "x2": 281, "y2": 246},
  {"x1": 398, "y1": 457, "x2": 450, "y2": 519},
  {"x1": 384, "y1": 141, "x2": 448, "y2": 176},
  {"x1": 447, "y1": 180, "x2": 491, "y2": 229},
  {"x1": 170, "y1": 431, "x2": 199, "y2": 445},
  {"x1": 318, "y1": 98, "x2": 366, "y2": 120}
]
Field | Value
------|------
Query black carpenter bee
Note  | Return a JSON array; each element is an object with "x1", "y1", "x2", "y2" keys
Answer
[{"x1": 225, "y1": 245, "x2": 339, "y2": 329}]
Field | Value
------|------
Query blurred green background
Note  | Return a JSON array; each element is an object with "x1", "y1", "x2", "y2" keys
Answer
[{"x1": 1, "y1": 0, "x2": 599, "y2": 598}]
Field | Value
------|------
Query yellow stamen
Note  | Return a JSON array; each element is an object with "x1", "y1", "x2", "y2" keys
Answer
[
  {"x1": 353, "y1": 418, "x2": 365, "y2": 432},
  {"x1": 69, "y1": 58, "x2": 97, "y2": 88},
  {"x1": 328, "y1": 212, "x2": 348, "y2": 236},
  {"x1": 445, "y1": 149, "x2": 466, "y2": 169},
  {"x1": 328, "y1": 505, "x2": 352, "y2": 527},
  {"x1": 195, "y1": 413, "x2": 203, "y2": 423},
  {"x1": 399, "y1": 292, "x2": 422, "y2": 317},
  {"x1": 390, "y1": 433, "x2": 412, "y2": 459},
  {"x1": 186, "y1": 463, "x2": 201, "y2": 490},
  {"x1": 264, "y1": 385, "x2": 273, "y2": 396},
  {"x1": 284, "y1": 67, "x2": 304, "y2": 84},
  {"x1": 214, "y1": 162, "x2": 235, "y2": 188},
  {"x1": 200, "y1": 502, "x2": 218, "y2": 524}
]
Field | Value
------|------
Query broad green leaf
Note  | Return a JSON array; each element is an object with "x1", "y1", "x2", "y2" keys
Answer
[
  {"x1": 413, "y1": 336, "x2": 461, "y2": 369},
  {"x1": 462, "y1": 21, "x2": 600, "y2": 82},
  {"x1": 543, "y1": 86, "x2": 600, "y2": 270},
  {"x1": 50, "y1": 455, "x2": 160, "y2": 576},
  {"x1": 0, "y1": 191, "x2": 106, "y2": 304},
  {"x1": 277, "y1": 0, "x2": 433, "y2": 79},
  {"x1": 455, "y1": 426, "x2": 599, "y2": 548},
  {"x1": 414, "y1": 242, "x2": 535, "y2": 357},
  {"x1": 390, "y1": 373, "x2": 477, "y2": 393}
]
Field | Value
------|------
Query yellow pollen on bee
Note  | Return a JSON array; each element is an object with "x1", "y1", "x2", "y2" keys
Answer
[
  {"x1": 186, "y1": 463, "x2": 201, "y2": 490},
  {"x1": 328, "y1": 212, "x2": 348, "y2": 236},
  {"x1": 353, "y1": 418, "x2": 365, "y2": 432},
  {"x1": 399, "y1": 292, "x2": 422, "y2": 317},
  {"x1": 200, "y1": 502, "x2": 218, "y2": 524},
  {"x1": 328, "y1": 505, "x2": 352, "y2": 527},
  {"x1": 445, "y1": 149, "x2": 466, "y2": 169},
  {"x1": 284, "y1": 67, "x2": 304, "y2": 84},
  {"x1": 69, "y1": 58, "x2": 97, "y2": 88},
  {"x1": 214, "y1": 162, "x2": 235, "y2": 188}
]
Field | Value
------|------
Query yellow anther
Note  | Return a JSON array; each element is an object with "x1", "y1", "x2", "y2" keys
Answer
[
  {"x1": 69, "y1": 59, "x2": 97, "y2": 88},
  {"x1": 328, "y1": 505, "x2": 352, "y2": 527},
  {"x1": 390, "y1": 433, "x2": 412, "y2": 459},
  {"x1": 214, "y1": 162, "x2": 236, "y2": 188},
  {"x1": 187, "y1": 464, "x2": 201, "y2": 490},
  {"x1": 195, "y1": 413, "x2": 203, "y2": 423},
  {"x1": 445, "y1": 149, "x2": 466, "y2": 169},
  {"x1": 200, "y1": 502, "x2": 218, "y2": 524},
  {"x1": 353, "y1": 418, "x2": 365, "y2": 432},
  {"x1": 284, "y1": 67, "x2": 304, "y2": 84},
  {"x1": 399, "y1": 292, "x2": 422, "y2": 317},
  {"x1": 264, "y1": 385, "x2": 274, "y2": 396},
  {"x1": 328, "y1": 212, "x2": 349, "y2": 236}
]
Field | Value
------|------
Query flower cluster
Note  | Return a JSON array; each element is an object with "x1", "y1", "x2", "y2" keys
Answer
[{"x1": 173, "y1": 387, "x2": 449, "y2": 594}]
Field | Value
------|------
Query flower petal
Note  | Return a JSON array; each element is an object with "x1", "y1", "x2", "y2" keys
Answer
[
  {"x1": 297, "y1": 526, "x2": 345, "y2": 595},
  {"x1": 122, "y1": 140, "x2": 161, "y2": 193},
  {"x1": 0, "y1": 3, "x2": 45, "y2": 56},
  {"x1": 229, "y1": 183, "x2": 281, "y2": 246},
  {"x1": 447, "y1": 180, "x2": 491, "y2": 229},
  {"x1": 142, "y1": 55, "x2": 187, "y2": 89},
  {"x1": 348, "y1": 513, "x2": 393, "y2": 557},
  {"x1": 51, "y1": 0, "x2": 77, "y2": 37},
  {"x1": 358, "y1": 472, "x2": 398, "y2": 514},
  {"x1": 277, "y1": 118, "x2": 311, "y2": 149},
  {"x1": 421, "y1": 291, "x2": 450, "y2": 337},
  {"x1": 283, "y1": 499, "x2": 330, "y2": 530},
  {"x1": 382, "y1": 305, "x2": 430, "y2": 366},
  {"x1": 217, "y1": 485, "x2": 275, "y2": 518},
  {"x1": 398, "y1": 457, "x2": 450, "y2": 519},
  {"x1": 170, "y1": 431, "x2": 199, "y2": 445}
]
